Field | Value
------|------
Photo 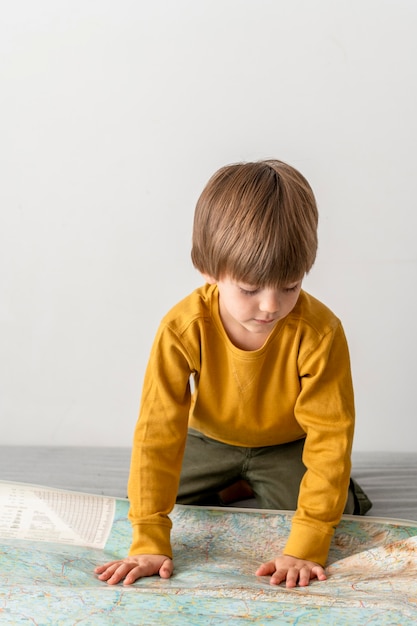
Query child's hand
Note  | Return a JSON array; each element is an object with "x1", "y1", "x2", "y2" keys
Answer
[
  {"x1": 255, "y1": 554, "x2": 326, "y2": 588},
  {"x1": 94, "y1": 555, "x2": 173, "y2": 585}
]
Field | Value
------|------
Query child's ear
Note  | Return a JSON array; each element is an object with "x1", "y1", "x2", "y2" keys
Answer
[{"x1": 201, "y1": 273, "x2": 217, "y2": 285}]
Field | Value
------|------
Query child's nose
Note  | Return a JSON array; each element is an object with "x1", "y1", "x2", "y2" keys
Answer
[{"x1": 259, "y1": 291, "x2": 280, "y2": 312}]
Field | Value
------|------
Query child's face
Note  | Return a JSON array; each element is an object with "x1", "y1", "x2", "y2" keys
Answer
[{"x1": 208, "y1": 275, "x2": 303, "y2": 350}]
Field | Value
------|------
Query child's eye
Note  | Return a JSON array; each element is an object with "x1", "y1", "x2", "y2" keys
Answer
[
  {"x1": 239, "y1": 287, "x2": 259, "y2": 296},
  {"x1": 284, "y1": 285, "x2": 299, "y2": 293}
]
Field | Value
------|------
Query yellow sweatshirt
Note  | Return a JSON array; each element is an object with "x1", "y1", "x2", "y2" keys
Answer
[{"x1": 128, "y1": 284, "x2": 355, "y2": 566}]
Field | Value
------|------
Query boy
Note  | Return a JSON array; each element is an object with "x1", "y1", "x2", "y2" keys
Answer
[{"x1": 95, "y1": 159, "x2": 371, "y2": 588}]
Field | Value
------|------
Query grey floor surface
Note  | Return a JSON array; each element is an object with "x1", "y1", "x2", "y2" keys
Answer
[{"x1": 0, "y1": 447, "x2": 416, "y2": 522}]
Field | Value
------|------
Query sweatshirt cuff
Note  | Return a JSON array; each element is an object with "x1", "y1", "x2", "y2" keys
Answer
[
  {"x1": 283, "y1": 520, "x2": 334, "y2": 566},
  {"x1": 128, "y1": 522, "x2": 173, "y2": 558}
]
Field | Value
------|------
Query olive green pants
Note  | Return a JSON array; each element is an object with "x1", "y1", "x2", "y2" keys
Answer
[{"x1": 177, "y1": 428, "x2": 372, "y2": 515}]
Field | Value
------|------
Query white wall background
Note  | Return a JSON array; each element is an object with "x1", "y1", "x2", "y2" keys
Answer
[{"x1": 1, "y1": 0, "x2": 416, "y2": 451}]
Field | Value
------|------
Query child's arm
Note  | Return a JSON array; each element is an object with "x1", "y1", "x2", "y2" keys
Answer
[
  {"x1": 277, "y1": 320, "x2": 355, "y2": 577},
  {"x1": 94, "y1": 554, "x2": 173, "y2": 585},
  {"x1": 256, "y1": 555, "x2": 326, "y2": 588},
  {"x1": 94, "y1": 322, "x2": 194, "y2": 585}
]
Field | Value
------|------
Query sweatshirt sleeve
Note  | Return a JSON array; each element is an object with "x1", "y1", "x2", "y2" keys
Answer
[
  {"x1": 127, "y1": 324, "x2": 194, "y2": 557},
  {"x1": 284, "y1": 321, "x2": 355, "y2": 566}
]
